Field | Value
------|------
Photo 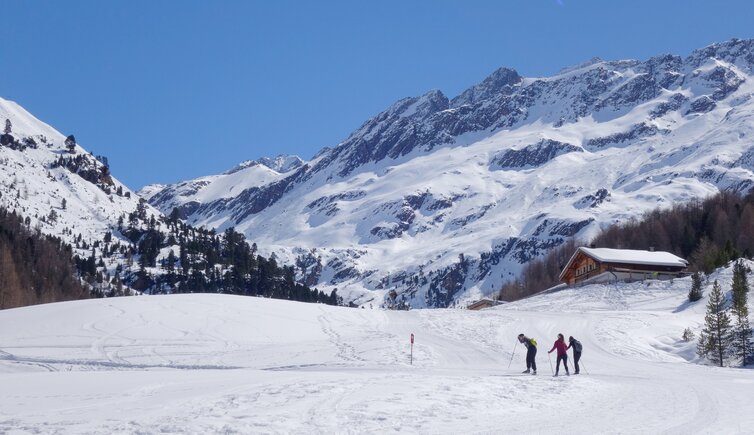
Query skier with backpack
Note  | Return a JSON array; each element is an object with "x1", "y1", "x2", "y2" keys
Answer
[
  {"x1": 517, "y1": 333, "x2": 537, "y2": 375},
  {"x1": 548, "y1": 333, "x2": 570, "y2": 376},
  {"x1": 567, "y1": 336, "x2": 582, "y2": 375}
]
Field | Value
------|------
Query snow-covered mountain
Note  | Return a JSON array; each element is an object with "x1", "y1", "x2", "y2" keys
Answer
[
  {"x1": 0, "y1": 97, "x2": 166, "y2": 293},
  {"x1": 0, "y1": 99, "x2": 318, "y2": 302},
  {"x1": 140, "y1": 154, "x2": 303, "y2": 222},
  {"x1": 142, "y1": 38, "x2": 754, "y2": 307}
]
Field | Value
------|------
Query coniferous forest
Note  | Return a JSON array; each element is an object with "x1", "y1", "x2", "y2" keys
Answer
[
  {"x1": 1, "y1": 203, "x2": 341, "y2": 309},
  {"x1": 0, "y1": 208, "x2": 88, "y2": 309},
  {"x1": 118, "y1": 208, "x2": 340, "y2": 305},
  {"x1": 501, "y1": 190, "x2": 754, "y2": 300}
]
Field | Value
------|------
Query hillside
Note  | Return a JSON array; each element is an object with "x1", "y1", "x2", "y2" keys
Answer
[
  {"x1": 0, "y1": 98, "x2": 326, "y2": 305},
  {"x1": 503, "y1": 190, "x2": 754, "y2": 299},
  {"x1": 142, "y1": 38, "x2": 754, "y2": 308},
  {"x1": 1, "y1": 262, "x2": 752, "y2": 433}
]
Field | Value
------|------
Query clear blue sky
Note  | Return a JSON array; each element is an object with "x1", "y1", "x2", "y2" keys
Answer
[{"x1": 3, "y1": 0, "x2": 754, "y2": 189}]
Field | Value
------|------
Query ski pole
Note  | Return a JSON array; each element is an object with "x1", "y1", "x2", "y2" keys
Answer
[
  {"x1": 548, "y1": 352, "x2": 554, "y2": 375},
  {"x1": 507, "y1": 340, "x2": 518, "y2": 369},
  {"x1": 581, "y1": 359, "x2": 590, "y2": 375}
]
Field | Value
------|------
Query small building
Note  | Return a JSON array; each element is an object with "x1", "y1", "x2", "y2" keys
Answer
[
  {"x1": 467, "y1": 298, "x2": 505, "y2": 311},
  {"x1": 559, "y1": 247, "x2": 688, "y2": 286}
]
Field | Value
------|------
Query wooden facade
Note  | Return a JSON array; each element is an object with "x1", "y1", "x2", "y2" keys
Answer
[
  {"x1": 560, "y1": 250, "x2": 603, "y2": 285},
  {"x1": 467, "y1": 298, "x2": 503, "y2": 311},
  {"x1": 559, "y1": 247, "x2": 688, "y2": 286}
]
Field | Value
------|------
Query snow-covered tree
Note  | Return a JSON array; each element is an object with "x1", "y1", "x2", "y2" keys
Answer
[
  {"x1": 688, "y1": 271, "x2": 703, "y2": 302},
  {"x1": 682, "y1": 327, "x2": 695, "y2": 342},
  {"x1": 731, "y1": 260, "x2": 750, "y2": 301},
  {"x1": 4, "y1": 118, "x2": 11, "y2": 134},
  {"x1": 731, "y1": 261, "x2": 752, "y2": 365},
  {"x1": 697, "y1": 280, "x2": 732, "y2": 367}
]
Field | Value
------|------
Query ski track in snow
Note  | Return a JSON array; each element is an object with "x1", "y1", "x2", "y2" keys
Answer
[{"x1": 1, "y1": 267, "x2": 754, "y2": 434}]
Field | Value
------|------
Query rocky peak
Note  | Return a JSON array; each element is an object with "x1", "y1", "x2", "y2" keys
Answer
[
  {"x1": 685, "y1": 38, "x2": 754, "y2": 70},
  {"x1": 388, "y1": 89, "x2": 450, "y2": 120},
  {"x1": 557, "y1": 57, "x2": 605, "y2": 75},
  {"x1": 226, "y1": 154, "x2": 304, "y2": 175},
  {"x1": 258, "y1": 155, "x2": 305, "y2": 173},
  {"x1": 451, "y1": 67, "x2": 522, "y2": 107}
]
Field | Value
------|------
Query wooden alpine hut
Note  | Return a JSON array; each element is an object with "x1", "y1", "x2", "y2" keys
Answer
[{"x1": 559, "y1": 247, "x2": 688, "y2": 286}]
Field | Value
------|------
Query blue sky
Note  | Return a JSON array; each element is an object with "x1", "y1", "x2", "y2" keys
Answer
[{"x1": 3, "y1": 0, "x2": 754, "y2": 188}]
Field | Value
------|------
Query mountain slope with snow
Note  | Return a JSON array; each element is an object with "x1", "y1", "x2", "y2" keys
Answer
[
  {"x1": 144, "y1": 39, "x2": 754, "y2": 307},
  {"x1": 0, "y1": 97, "x2": 166, "y2": 292},
  {"x1": 140, "y1": 154, "x2": 304, "y2": 222},
  {"x1": 0, "y1": 97, "x2": 330, "y2": 303},
  {"x1": 1, "y1": 263, "x2": 752, "y2": 433}
]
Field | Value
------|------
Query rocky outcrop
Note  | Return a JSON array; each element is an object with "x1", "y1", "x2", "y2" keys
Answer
[{"x1": 491, "y1": 139, "x2": 582, "y2": 170}]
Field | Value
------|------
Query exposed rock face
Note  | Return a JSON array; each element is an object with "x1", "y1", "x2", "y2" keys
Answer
[
  {"x1": 451, "y1": 67, "x2": 523, "y2": 107},
  {"x1": 584, "y1": 123, "x2": 670, "y2": 151},
  {"x1": 491, "y1": 139, "x2": 582, "y2": 170}
]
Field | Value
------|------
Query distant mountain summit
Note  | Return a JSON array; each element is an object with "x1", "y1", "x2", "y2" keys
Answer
[
  {"x1": 139, "y1": 154, "x2": 304, "y2": 220},
  {"x1": 142, "y1": 39, "x2": 754, "y2": 306},
  {"x1": 226, "y1": 155, "x2": 304, "y2": 175}
]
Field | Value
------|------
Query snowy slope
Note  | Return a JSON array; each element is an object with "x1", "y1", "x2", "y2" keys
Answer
[
  {"x1": 140, "y1": 154, "x2": 303, "y2": 219},
  {"x1": 143, "y1": 39, "x2": 754, "y2": 307},
  {"x1": 0, "y1": 97, "x2": 165, "y2": 285},
  {"x1": 1, "y1": 263, "x2": 752, "y2": 433}
]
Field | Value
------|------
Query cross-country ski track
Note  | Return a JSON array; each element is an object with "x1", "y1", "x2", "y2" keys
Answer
[{"x1": 1, "y1": 265, "x2": 753, "y2": 434}]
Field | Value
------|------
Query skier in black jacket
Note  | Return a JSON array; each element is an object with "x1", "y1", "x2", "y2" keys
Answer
[
  {"x1": 517, "y1": 333, "x2": 537, "y2": 375},
  {"x1": 567, "y1": 336, "x2": 583, "y2": 374}
]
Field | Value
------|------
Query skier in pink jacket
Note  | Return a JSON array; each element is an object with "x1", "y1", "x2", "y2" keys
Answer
[{"x1": 548, "y1": 333, "x2": 570, "y2": 376}]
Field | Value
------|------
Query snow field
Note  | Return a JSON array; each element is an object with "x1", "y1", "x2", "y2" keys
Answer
[{"x1": 1, "y1": 265, "x2": 754, "y2": 433}]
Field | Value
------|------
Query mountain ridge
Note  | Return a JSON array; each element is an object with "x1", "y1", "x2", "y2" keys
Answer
[
  {"x1": 143, "y1": 38, "x2": 754, "y2": 307},
  {"x1": 8, "y1": 38, "x2": 754, "y2": 308}
]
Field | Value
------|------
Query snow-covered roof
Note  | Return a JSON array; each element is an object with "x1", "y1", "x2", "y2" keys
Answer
[
  {"x1": 579, "y1": 247, "x2": 688, "y2": 267},
  {"x1": 559, "y1": 247, "x2": 688, "y2": 281}
]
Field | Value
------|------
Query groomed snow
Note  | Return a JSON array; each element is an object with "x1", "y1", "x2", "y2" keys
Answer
[{"x1": 1, "y1": 263, "x2": 753, "y2": 433}]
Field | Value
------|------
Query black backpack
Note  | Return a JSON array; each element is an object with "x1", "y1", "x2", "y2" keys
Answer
[{"x1": 572, "y1": 339, "x2": 583, "y2": 353}]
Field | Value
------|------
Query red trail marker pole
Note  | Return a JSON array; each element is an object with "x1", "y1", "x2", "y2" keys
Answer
[{"x1": 410, "y1": 333, "x2": 414, "y2": 365}]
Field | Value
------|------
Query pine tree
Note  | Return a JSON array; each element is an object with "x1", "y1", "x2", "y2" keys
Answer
[
  {"x1": 731, "y1": 301, "x2": 753, "y2": 366},
  {"x1": 682, "y1": 327, "x2": 695, "y2": 342},
  {"x1": 731, "y1": 260, "x2": 750, "y2": 302},
  {"x1": 4, "y1": 118, "x2": 11, "y2": 134},
  {"x1": 730, "y1": 260, "x2": 753, "y2": 365},
  {"x1": 688, "y1": 271, "x2": 703, "y2": 302},
  {"x1": 697, "y1": 280, "x2": 733, "y2": 366}
]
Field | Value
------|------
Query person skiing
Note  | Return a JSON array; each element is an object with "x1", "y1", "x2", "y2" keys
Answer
[
  {"x1": 517, "y1": 333, "x2": 537, "y2": 375},
  {"x1": 548, "y1": 333, "x2": 570, "y2": 376},
  {"x1": 567, "y1": 336, "x2": 583, "y2": 375}
]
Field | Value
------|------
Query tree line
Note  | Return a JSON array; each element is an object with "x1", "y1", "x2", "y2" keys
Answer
[
  {"x1": 0, "y1": 202, "x2": 341, "y2": 309},
  {"x1": 500, "y1": 190, "x2": 754, "y2": 300},
  {"x1": 90, "y1": 207, "x2": 342, "y2": 306},
  {"x1": 0, "y1": 208, "x2": 88, "y2": 309}
]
